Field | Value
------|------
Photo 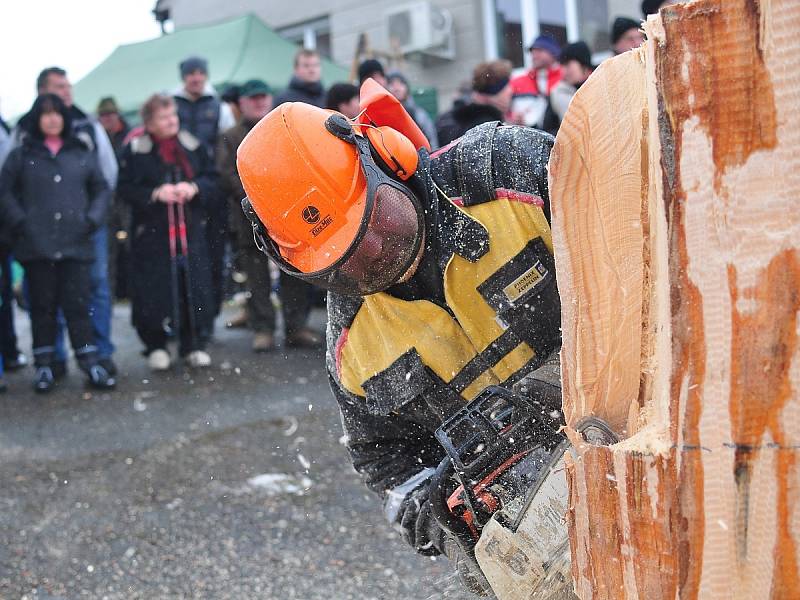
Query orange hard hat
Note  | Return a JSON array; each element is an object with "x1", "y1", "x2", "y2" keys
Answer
[
  {"x1": 238, "y1": 103, "x2": 426, "y2": 296},
  {"x1": 237, "y1": 102, "x2": 368, "y2": 273}
]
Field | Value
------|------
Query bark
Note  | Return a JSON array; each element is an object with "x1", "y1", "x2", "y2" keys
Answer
[{"x1": 548, "y1": 1, "x2": 800, "y2": 598}]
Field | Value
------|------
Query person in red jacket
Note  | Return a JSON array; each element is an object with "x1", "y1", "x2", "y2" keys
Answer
[
  {"x1": 510, "y1": 34, "x2": 563, "y2": 97},
  {"x1": 510, "y1": 33, "x2": 563, "y2": 129}
]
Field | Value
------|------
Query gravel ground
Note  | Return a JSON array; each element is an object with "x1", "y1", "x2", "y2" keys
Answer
[{"x1": 0, "y1": 303, "x2": 477, "y2": 600}]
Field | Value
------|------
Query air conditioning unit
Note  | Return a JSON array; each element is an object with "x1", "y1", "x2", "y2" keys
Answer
[{"x1": 386, "y1": 1, "x2": 455, "y2": 60}]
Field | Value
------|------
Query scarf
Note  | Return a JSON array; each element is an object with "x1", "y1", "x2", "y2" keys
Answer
[{"x1": 155, "y1": 136, "x2": 194, "y2": 180}]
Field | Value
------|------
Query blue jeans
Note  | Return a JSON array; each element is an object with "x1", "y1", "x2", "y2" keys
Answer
[{"x1": 54, "y1": 227, "x2": 114, "y2": 361}]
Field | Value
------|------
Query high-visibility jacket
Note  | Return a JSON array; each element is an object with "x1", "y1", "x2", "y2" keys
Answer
[{"x1": 326, "y1": 122, "x2": 560, "y2": 500}]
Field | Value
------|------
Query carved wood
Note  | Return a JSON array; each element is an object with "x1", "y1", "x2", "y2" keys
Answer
[{"x1": 548, "y1": 1, "x2": 800, "y2": 597}]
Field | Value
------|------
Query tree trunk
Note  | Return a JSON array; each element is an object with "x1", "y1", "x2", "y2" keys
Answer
[{"x1": 548, "y1": 1, "x2": 800, "y2": 598}]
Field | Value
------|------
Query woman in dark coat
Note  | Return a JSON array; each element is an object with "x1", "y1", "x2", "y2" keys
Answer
[
  {"x1": 117, "y1": 94, "x2": 217, "y2": 370},
  {"x1": 0, "y1": 94, "x2": 115, "y2": 392}
]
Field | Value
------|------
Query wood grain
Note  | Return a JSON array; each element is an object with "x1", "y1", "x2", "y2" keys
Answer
[{"x1": 549, "y1": 0, "x2": 800, "y2": 597}]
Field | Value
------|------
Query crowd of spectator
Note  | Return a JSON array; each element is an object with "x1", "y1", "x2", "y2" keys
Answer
[{"x1": 0, "y1": 1, "x2": 662, "y2": 394}]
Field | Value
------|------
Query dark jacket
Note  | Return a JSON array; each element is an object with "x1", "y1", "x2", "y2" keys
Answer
[
  {"x1": 216, "y1": 119, "x2": 256, "y2": 247},
  {"x1": 117, "y1": 131, "x2": 218, "y2": 334},
  {"x1": 326, "y1": 123, "x2": 558, "y2": 554},
  {"x1": 11, "y1": 105, "x2": 118, "y2": 189},
  {"x1": 106, "y1": 119, "x2": 131, "y2": 161},
  {"x1": 435, "y1": 101, "x2": 504, "y2": 147},
  {"x1": 0, "y1": 137, "x2": 110, "y2": 263},
  {"x1": 174, "y1": 94, "x2": 222, "y2": 151},
  {"x1": 0, "y1": 117, "x2": 10, "y2": 247},
  {"x1": 274, "y1": 77, "x2": 326, "y2": 108}
]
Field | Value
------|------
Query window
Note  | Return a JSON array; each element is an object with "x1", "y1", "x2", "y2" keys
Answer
[
  {"x1": 489, "y1": 0, "x2": 610, "y2": 66},
  {"x1": 495, "y1": 0, "x2": 525, "y2": 68},
  {"x1": 576, "y1": 0, "x2": 610, "y2": 52},
  {"x1": 537, "y1": 0, "x2": 568, "y2": 46},
  {"x1": 277, "y1": 16, "x2": 332, "y2": 59}
]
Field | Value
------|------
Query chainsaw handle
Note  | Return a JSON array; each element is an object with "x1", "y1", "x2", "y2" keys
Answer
[{"x1": 429, "y1": 455, "x2": 478, "y2": 557}]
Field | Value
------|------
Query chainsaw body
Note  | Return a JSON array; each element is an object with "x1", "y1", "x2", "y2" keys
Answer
[{"x1": 431, "y1": 385, "x2": 616, "y2": 600}]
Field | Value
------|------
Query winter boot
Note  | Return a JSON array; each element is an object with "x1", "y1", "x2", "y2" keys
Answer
[
  {"x1": 98, "y1": 357, "x2": 118, "y2": 377},
  {"x1": 76, "y1": 347, "x2": 117, "y2": 390},
  {"x1": 32, "y1": 348, "x2": 56, "y2": 394}
]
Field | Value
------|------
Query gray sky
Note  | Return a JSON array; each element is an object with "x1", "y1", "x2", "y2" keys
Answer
[{"x1": 1, "y1": 0, "x2": 162, "y2": 118}]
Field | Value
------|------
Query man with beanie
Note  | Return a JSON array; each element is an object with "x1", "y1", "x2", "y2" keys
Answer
[
  {"x1": 510, "y1": 33, "x2": 563, "y2": 128},
  {"x1": 436, "y1": 60, "x2": 513, "y2": 147},
  {"x1": 174, "y1": 56, "x2": 234, "y2": 321},
  {"x1": 217, "y1": 79, "x2": 323, "y2": 351},
  {"x1": 386, "y1": 71, "x2": 439, "y2": 149},
  {"x1": 612, "y1": 17, "x2": 645, "y2": 55},
  {"x1": 510, "y1": 33, "x2": 563, "y2": 98},
  {"x1": 549, "y1": 41, "x2": 595, "y2": 122},
  {"x1": 274, "y1": 49, "x2": 326, "y2": 108},
  {"x1": 174, "y1": 56, "x2": 235, "y2": 151},
  {"x1": 358, "y1": 59, "x2": 387, "y2": 87},
  {"x1": 96, "y1": 97, "x2": 130, "y2": 159}
]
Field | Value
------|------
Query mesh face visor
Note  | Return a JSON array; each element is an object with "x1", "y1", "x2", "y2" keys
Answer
[
  {"x1": 244, "y1": 118, "x2": 424, "y2": 296},
  {"x1": 327, "y1": 182, "x2": 422, "y2": 295}
]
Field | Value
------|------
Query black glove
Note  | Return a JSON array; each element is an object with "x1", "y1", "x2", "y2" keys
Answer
[
  {"x1": 395, "y1": 482, "x2": 447, "y2": 556},
  {"x1": 443, "y1": 537, "x2": 496, "y2": 598}
]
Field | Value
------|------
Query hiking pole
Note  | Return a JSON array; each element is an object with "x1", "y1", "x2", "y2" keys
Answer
[
  {"x1": 176, "y1": 199, "x2": 198, "y2": 352},
  {"x1": 167, "y1": 197, "x2": 181, "y2": 343}
]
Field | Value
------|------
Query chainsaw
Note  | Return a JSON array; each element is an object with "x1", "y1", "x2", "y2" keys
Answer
[{"x1": 430, "y1": 384, "x2": 617, "y2": 600}]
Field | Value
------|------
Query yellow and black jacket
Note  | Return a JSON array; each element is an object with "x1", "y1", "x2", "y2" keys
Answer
[{"x1": 326, "y1": 122, "x2": 559, "y2": 512}]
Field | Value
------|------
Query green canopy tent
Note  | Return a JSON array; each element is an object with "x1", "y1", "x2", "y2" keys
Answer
[{"x1": 73, "y1": 14, "x2": 350, "y2": 121}]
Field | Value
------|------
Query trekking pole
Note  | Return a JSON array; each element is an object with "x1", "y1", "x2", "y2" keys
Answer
[
  {"x1": 176, "y1": 193, "x2": 198, "y2": 351},
  {"x1": 167, "y1": 197, "x2": 181, "y2": 342}
]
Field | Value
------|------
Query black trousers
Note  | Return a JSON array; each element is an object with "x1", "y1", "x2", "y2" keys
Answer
[
  {"x1": 206, "y1": 203, "x2": 228, "y2": 317},
  {"x1": 135, "y1": 264, "x2": 208, "y2": 356},
  {"x1": 24, "y1": 259, "x2": 95, "y2": 365},
  {"x1": 241, "y1": 245, "x2": 312, "y2": 336}
]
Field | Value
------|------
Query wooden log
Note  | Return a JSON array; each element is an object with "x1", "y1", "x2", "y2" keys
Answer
[{"x1": 548, "y1": 0, "x2": 800, "y2": 598}]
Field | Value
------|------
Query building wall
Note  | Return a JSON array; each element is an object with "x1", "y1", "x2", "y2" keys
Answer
[
  {"x1": 607, "y1": 0, "x2": 643, "y2": 21},
  {"x1": 324, "y1": 0, "x2": 486, "y2": 108},
  {"x1": 163, "y1": 0, "x2": 641, "y2": 110}
]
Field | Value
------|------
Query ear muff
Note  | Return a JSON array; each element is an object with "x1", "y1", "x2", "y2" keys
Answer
[{"x1": 365, "y1": 126, "x2": 419, "y2": 181}]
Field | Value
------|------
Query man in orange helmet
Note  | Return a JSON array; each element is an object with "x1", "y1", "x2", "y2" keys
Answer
[{"x1": 238, "y1": 100, "x2": 561, "y2": 593}]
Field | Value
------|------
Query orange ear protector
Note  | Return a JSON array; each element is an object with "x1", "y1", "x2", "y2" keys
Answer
[{"x1": 364, "y1": 126, "x2": 419, "y2": 181}]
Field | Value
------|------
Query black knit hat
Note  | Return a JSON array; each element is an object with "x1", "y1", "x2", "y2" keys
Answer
[
  {"x1": 558, "y1": 41, "x2": 594, "y2": 70},
  {"x1": 386, "y1": 70, "x2": 409, "y2": 88},
  {"x1": 641, "y1": 0, "x2": 665, "y2": 16},
  {"x1": 612, "y1": 17, "x2": 641, "y2": 45},
  {"x1": 180, "y1": 56, "x2": 208, "y2": 77},
  {"x1": 358, "y1": 59, "x2": 385, "y2": 84}
]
